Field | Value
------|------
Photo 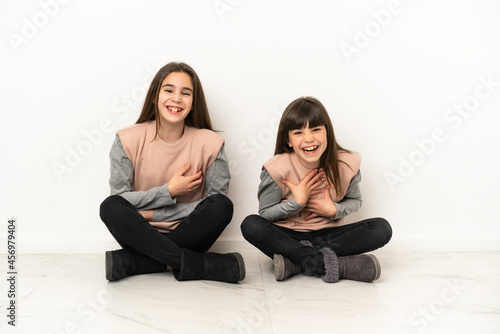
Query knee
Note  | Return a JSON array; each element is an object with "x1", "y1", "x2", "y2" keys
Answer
[
  {"x1": 374, "y1": 217, "x2": 392, "y2": 245},
  {"x1": 240, "y1": 214, "x2": 266, "y2": 240},
  {"x1": 99, "y1": 195, "x2": 125, "y2": 222},
  {"x1": 215, "y1": 194, "x2": 233, "y2": 213},
  {"x1": 201, "y1": 194, "x2": 233, "y2": 227},
  {"x1": 210, "y1": 193, "x2": 233, "y2": 221}
]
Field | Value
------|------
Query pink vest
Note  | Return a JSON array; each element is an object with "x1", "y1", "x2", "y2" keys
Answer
[
  {"x1": 264, "y1": 151, "x2": 361, "y2": 232},
  {"x1": 118, "y1": 121, "x2": 224, "y2": 231}
]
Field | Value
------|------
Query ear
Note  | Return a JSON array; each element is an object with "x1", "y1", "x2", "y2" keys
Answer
[{"x1": 287, "y1": 141, "x2": 292, "y2": 148}]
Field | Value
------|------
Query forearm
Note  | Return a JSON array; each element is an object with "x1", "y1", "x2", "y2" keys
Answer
[
  {"x1": 333, "y1": 198, "x2": 362, "y2": 219},
  {"x1": 118, "y1": 184, "x2": 176, "y2": 210},
  {"x1": 258, "y1": 168, "x2": 304, "y2": 221},
  {"x1": 333, "y1": 170, "x2": 362, "y2": 219},
  {"x1": 260, "y1": 197, "x2": 304, "y2": 222}
]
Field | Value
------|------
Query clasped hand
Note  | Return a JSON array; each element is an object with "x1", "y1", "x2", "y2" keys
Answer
[
  {"x1": 138, "y1": 162, "x2": 202, "y2": 222},
  {"x1": 282, "y1": 169, "x2": 337, "y2": 221},
  {"x1": 167, "y1": 162, "x2": 203, "y2": 197}
]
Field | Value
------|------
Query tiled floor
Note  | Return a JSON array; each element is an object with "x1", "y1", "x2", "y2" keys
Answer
[{"x1": 1, "y1": 251, "x2": 499, "y2": 334}]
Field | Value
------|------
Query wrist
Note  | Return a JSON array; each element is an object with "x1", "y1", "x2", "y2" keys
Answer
[
  {"x1": 330, "y1": 203, "x2": 338, "y2": 219},
  {"x1": 167, "y1": 184, "x2": 177, "y2": 198},
  {"x1": 295, "y1": 197, "x2": 307, "y2": 206},
  {"x1": 290, "y1": 196, "x2": 306, "y2": 208}
]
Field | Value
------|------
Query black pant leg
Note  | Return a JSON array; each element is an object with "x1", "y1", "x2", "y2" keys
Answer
[
  {"x1": 165, "y1": 194, "x2": 234, "y2": 253},
  {"x1": 100, "y1": 195, "x2": 182, "y2": 269},
  {"x1": 240, "y1": 214, "x2": 317, "y2": 264},
  {"x1": 310, "y1": 217, "x2": 392, "y2": 256}
]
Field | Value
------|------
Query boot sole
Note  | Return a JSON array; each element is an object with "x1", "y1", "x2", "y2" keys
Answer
[
  {"x1": 366, "y1": 254, "x2": 381, "y2": 281},
  {"x1": 273, "y1": 254, "x2": 286, "y2": 281},
  {"x1": 233, "y1": 252, "x2": 246, "y2": 281},
  {"x1": 105, "y1": 251, "x2": 114, "y2": 281}
]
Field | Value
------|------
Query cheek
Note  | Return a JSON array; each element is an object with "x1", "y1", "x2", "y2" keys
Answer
[
  {"x1": 158, "y1": 93, "x2": 167, "y2": 105},
  {"x1": 186, "y1": 98, "x2": 193, "y2": 110},
  {"x1": 321, "y1": 134, "x2": 328, "y2": 145},
  {"x1": 290, "y1": 141, "x2": 301, "y2": 153}
]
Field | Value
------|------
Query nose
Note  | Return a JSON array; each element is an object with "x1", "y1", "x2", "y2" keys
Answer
[
  {"x1": 172, "y1": 92, "x2": 182, "y2": 103},
  {"x1": 304, "y1": 131, "x2": 314, "y2": 142}
]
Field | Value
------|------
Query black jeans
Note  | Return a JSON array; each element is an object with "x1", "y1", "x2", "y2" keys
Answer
[
  {"x1": 99, "y1": 194, "x2": 233, "y2": 270},
  {"x1": 241, "y1": 215, "x2": 392, "y2": 265}
]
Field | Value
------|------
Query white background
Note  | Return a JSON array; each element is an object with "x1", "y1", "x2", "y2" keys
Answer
[{"x1": 1, "y1": 0, "x2": 499, "y2": 253}]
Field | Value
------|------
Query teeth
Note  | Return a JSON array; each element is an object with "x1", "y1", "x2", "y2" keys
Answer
[
  {"x1": 167, "y1": 106, "x2": 182, "y2": 112},
  {"x1": 303, "y1": 146, "x2": 318, "y2": 152}
]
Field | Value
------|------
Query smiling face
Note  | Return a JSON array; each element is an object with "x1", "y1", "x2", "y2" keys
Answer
[
  {"x1": 157, "y1": 71, "x2": 193, "y2": 128},
  {"x1": 287, "y1": 122, "x2": 328, "y2": 169}
]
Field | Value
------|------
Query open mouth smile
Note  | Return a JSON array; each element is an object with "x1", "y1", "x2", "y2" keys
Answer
[
  {"x1": 167, "y1": 106, "x2": 183, "y2": 113},
  {"x1": 302, "y1": 145, "x2": 319, "y2": 154}
]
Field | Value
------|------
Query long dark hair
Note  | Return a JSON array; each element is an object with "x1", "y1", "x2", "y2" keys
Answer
[
  {"x1": 136, "y1": 62, "x2": 213, "y2": 132},
  {"x1": 275, "y1": 96, "x2": 352, "y2": 197}
]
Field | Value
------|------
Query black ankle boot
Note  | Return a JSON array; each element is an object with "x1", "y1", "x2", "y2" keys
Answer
[
  {"x1": 173, "y1": 248, "x2": 245, "y2": 283},
  {"x1": 105, "y1": 249, "x2": 167, "y2": 281},
  {"x1": 337, "y1": 254, "x2": 381, "y2": 282}
]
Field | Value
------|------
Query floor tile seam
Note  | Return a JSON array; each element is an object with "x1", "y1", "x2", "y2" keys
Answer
[
  {"x1": 258, "y1": 255, "x2": 276, "y2": 334},
  {"x1": 0, "y1": 274, "x2": 50, "y2": 329},
  {"x1": 105, "y1": 308, "x2": 168, "y2": 332},
  {"x1": 11, "y1": 254, "x2": 72, "y2": 310},
  {"x1": 9, "y1": 256, "x2": 67, "y2": 307}
]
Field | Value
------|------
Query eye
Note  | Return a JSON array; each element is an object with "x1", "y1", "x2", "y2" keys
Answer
[
  {"x1": 292, "y1": 130, "x2": 302, "y2": 135},
  {"x1": 164, "y1": 89, "x2": 173, "y2": 93},
  {"x1": 182, "y1": 92, "x2": 191, "y2": 96},
  {"x1": 312, "y1": 127, "x2": 321, "y2": 132}
]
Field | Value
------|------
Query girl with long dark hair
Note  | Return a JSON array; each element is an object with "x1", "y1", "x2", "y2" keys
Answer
[
  {"x1": 100, "y1": 62, "x2": 245, "y2": 283},
  {"x1": 241, "y1": 96, "x2": 391, "y2": 283}
]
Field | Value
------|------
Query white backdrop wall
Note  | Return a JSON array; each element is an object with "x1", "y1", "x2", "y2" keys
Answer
[{"x1": 1, "y1": 0, "x2": 499, "y2": 253}]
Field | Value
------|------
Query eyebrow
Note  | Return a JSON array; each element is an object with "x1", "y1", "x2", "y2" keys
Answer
[{"x1": 161, "y1": 84, "x2": 193, "y2": 92}]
